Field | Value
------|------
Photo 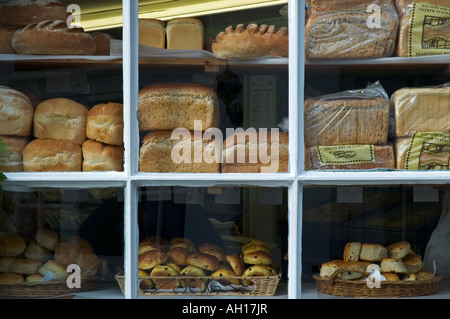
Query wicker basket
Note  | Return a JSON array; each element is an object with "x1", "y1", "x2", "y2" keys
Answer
[
  {"x1": 313, "y1": 266, "x2": 443, "y2": 298},
  {"x1": 0, "y1": 266, "x2": 100, "y2": 298},
  {"x1": 115, "y1": 272, "x2": 280, "y2": 296}
]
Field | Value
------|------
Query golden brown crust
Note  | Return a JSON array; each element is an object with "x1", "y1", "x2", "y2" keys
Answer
[
  {"x1": 0, "y1": 86, "x2": 33, "y2": 136},
  {"x1": 198, "y1": 243, "x2": 226, "y2": 263},
  {"x1": 0, "y1": 232, "x2": 26, "y2": 257},
  {"x1": 241, "y1": 244, "x2": 271, "y2": 256},
  {"x1": 86, "y1": 102, "x2": 123, "y2": 146},
  {"x1": 242, "y1": 250, "x2": 274, "y2": 266},
  {"x1": 179, "y1": 265, "x2": 207, "y2": 291},
  {"x1": 90, "y1": 32, "x2": 113, "y2": 55},
  {"x1": 23, "y1": 240, "x2": 52, "y2": 262},
  {"x1": 54, "y1": 242, "x2": 79, "y2": 266},
  {"x1": 0, "y1": 272, "x2": 25, "y2": 284},
  {"x1": 0, "y1": 257, "x2": 16, "y2": 273},
  {"x1": 12, "y1": 20, "x2": 96, "y2": 55},
  {"x1": 0, "y1": 135, "x2": 29, "y2": 172},
  {"x1": 38, "y1": 259, "x2": 67, "y2": 279},
  {"x1": 149, "y1": 264, "x2": 180, "y2": 289},
  {"x1": 166, "y1": 247, "x2": 190, "y2": 266},
  {"x1": 210, "y1": 268, "x2": 239, "y2": 285},
  {"x1": 138, "y1": 18, "x2": 166, "y2": 49},
  {"x1": 187, "y1": 252, "x2": 220, "y2": 272},
  {"x1": 0, "y1": 25, "x2": 19, "y2": 53},
  {"x1": 0, "y1": 0, "x2": 69, "y2": 27},
  {"x1": 9, "y1": 258, "x2": 42, "y2": 275},
  {"x1": 82, "y1": 139, "x2": 124, "y2": 172},
  {"x1": 226, "y1": 254, "x2": 246, "y2": 276},
  {"x1": 387, "y1": 241, "x2": 411, "y2": 259},
  {"x1": 166, "y1": 17, "x2": 203, "y2": 50},
  {"x1": 77, "y1": 247, "x2": 99, "y2": 273},
  {"x1": 34, "y1": 228, "x2": 59, "y2": 251},
  {"x1": 343, "y1": 242, "x2": 361, "y2": 262},
  {"x1": 138, "y1": 249, "x2": 167, "y2": 270}
]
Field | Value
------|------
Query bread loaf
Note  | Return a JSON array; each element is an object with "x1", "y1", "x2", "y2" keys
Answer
[
  {"x1": 138, "y1": 19, "x2": 165, "y2": 48},
  {"x1": 166, "y1": 17, "x2": 204, "y2": 50},
  {"x1": 139, "y1": 82, "x2": 220, "y2": 132},
  {"x1": 212, "y1": 24, "x2": 288, "y2": 59},
  {"x1": 12, "y1": 20, "x2": 96, "y2": 55},
  {"x1": 222, "y1": 131, "x2": 289, "y2": 173},
  {"x1": 0, "y1": 86, "x2": 33, "y2": 136},
  {"x1": 0, "y1": 0, "x2": 69, "y2": 26},
  {"x1": 0, "y1": 25, "x2": 19, "y2": 53},
  {"x1": 305, "y1": 1, "x2": 398, "y2": 58},
  {"x1": 0, "y1": 272, "x2": 24, "y2": 283},
  {"x1": 90, "y1": 31, "x2": 113, "y2": 55},
  {"x1": 23, "y1": 139, "x2": 82, "y2": 172},
  {"x1": 82, "y1": 139, "x2": 124, "y2": 172},
  {"x1": 403, "y1": 253, "x2": 423, "y2": 274},
  {"x1": 305, "y1": 144, "x2": 395, "y2": 170},
  {"x1": 139, "y1": 130, "x2": 221, "y2": 173},
  {"x1": 34, "y1": 228, "x2": 59, "y2": 251},
  {"x1": 0, "y1": 232, "x2": 26, "y2": 257},
  {"x1": 33, "y1": 98, "x2": 88, "y2": 145},
  {"x1": 392, "y1": 86, "x2": 450, "y2": 137},
  {"x1": 0, "y1": 135, "x2": 29, "y2": 172},
  {"x1": 304, "y1": 97, "x2": 390, "y2": 147},
  {"x1": 86, "y1": 102, "x2": 123, "y2": 146},
  {"x1": 9, "y1": 258, "x2": 42, "y2": 275}
]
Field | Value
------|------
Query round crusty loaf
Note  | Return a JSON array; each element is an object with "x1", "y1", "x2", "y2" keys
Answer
[
  {"x1": 12, "y1": 20, "x2": 96, "y2": 55},
  {"x1": 138, "y1": 249, "x2": 167, "y2": 271},
  {"x1": 86, "y1": 102, "x2": 123, "y2": 146},
  {"x1": 54, "y1": 242, "x2": 79, "y2": 266},
  {"x1": 0, "y1": 232, "x2": 27, "y2": 257},
  {"x1": 0, "y1": 135, "x2": 29, "y2": 172},
  {"x1": 82, "y1": 139, "x2": 124, "y2": 172},
  {"x1": 34, "y1": 228, "x2": 59, "y2": 251},
  {"x1": 23, "y1": 139, "x2": 82, "y2": 172},
  {"x1": 33, "y1": 98, "x2": 88, "y2": 145},
  {"x1": 0, "y1": 0, "x2": 68, "y2": 27},
  {"x1": 0, "y1": 272, "x2": 25, "y2": 284},
  {"x1": 0, "y1": 86, "x2": 33, "y2": 136},
  {"x1": 23, "y1": 240, "x2": 53, "y2": 262},
  {"x1": 77, "y1": 247, "x2": 99, "y2": 272},
  {"x1": 9, "y1": 258, "x2": 43, "y2": 275},
  {"x1": 0, "y1": 25, "x2": 19, "y2": 53},
  {"x1": 38, "y1": 259, "x2": 68, "y2": 279}
]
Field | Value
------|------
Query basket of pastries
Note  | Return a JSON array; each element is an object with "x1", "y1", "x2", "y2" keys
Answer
[
  {"x1": 0, "y1": 229, "x2": 102, "y2": 298},
  {"x1": 115, "y1": 236, "x2": 281, "y2": 296},
  {"x1": 313, "y1": 241, "x2": 443, "y2": 298}
]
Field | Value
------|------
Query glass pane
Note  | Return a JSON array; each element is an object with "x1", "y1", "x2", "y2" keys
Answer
[{"x1": 134, "y1": 186, "x2": 288, "y2": 297}]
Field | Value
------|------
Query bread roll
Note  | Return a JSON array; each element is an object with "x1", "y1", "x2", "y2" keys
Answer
[
  {"x1": 226, "y1": 254, "x2": 246, "y2": 276},
  {"x1": 387, "y1": 241, "x2": 411, "y2": 259},
  {"x1": 138, "y1": 82, "x2": 220, "y2": 132},
  {"x1": 12, "y1": 20, "x2": 96, "y2": 55},
  {"x1": 170, "y1": 237, "x2": 196, "y2": 253},
  {"x1": 9, "y1": 258, "x2": 42, "y2": 275},
  {"x1": 242, "y1": 264, "x2": 271, "y2": 286},
  {"x1": 403, "y1": 253, "x2": 423, "y2": 274},
  {"x1": 212, "y1": 23, "x2": 288, "y2": 59},
  {"x1": 166, "y1": 18, "x2": 204, "y2": 50},
  {"x1": 33, "y1": 98, "x2": 88, "y2": 145},
  {"x1": 150, "y1": 264, "x2": 180, "y2": 289},
  {"x1": 86, "y1": 102, "x2": 123, "y2": 146},
  {"x1": 34, "y1": 228, "x2": 59, "y2": 251},
  {"x1": 305, "y1": 145, "x2": 395, "y2": 170},
  {"x1": 0, "y1": 25, "x2": 19, "y2": 53},
  {"x1": 25, "y1": 273, "x2": 43, "y2": 283},
  {"x1": 23, "y1": 139, "x2": 82, "y2": 172},
  {"x1": 359, "y1": 243, "x2": 388, "y2": 262},
  {"x1": 210, "y1": 268, "x2": 239, "y2": 286},
  {"x1": 416, "y1": 269, "x2": 434, "y2": 280},
  {"x1": 241, "y1": 244, "x2": 270, "y2": 256},
  {"x1": 179, "y1": 265, "x2": 207, "y2": 291},
  {"x1": 382, "y1": 272, "x2": 400, "y2": 282},
  {"x1": 166, "y1": 246, "x2": 190, "y2": 266},
  {"x1": 90, "y1": 31, "x2": 113, "y2": 55},
  {"x1": 0, "y1": 272, "x2": 24, "y2": 284},
  {"x1": 0, "y1": 257, "x2": 15, "y2": 272},
  {"x1": 38, "y1": 259, "x2": 68, "y2": 279},
  {"x1": 392, "y1": 86, "x2": 450, "y2": 137},
  {"x1": 54, "y1": 242, "x2": 79, "y2": 266},
  {"x1": 198, "y1": 243, "x2": 226, "y2": 263},
  {"x1": 0, "y1": 0, "x2": 68, "y2": 26},
  {"x1": 138, "y1": 19, "x2": 165, "y2": 48},
  {"x1": 222, "y1": 131, "x2": 289, "y2": 173},
  {"x1": 0, "y1": 86, "x2": 33, "y2": 136},
  {"x1": 380, "y1": 258, "x2": 408, "y2": 274},
  {"x1": 243, "y1": 250, "x2": 274, "y2": 266},
  {"x1": 343, "y1": 242, "x2": 361, "y2": 262},
  {"x1": 23, "y1": 240, "x2": 52, "y2": 262},
  {"x1": 139, "y1": 130, "x2": 221, "y2": 173},
  {"x1": 0, "y1": 135, "x2": 29, "y2": 172},
  {"x1": 69, "y1": 235, "x2": 93, "y2": 252},
  {"x1": 77, "y1": 247, "x2": 98, "y2": 272},
  {"x1": 187, "y1": 252, "x2": 220, "y2": 272},
  {"x1": 82, "y1": 139, "x2": 124, "y2": 172},
  {"x1": 138, "y1": 249, "x2": 167, "y2": 270},
  {"x1": 0, "y1": 232, "x2": 26, "y2": 257}
]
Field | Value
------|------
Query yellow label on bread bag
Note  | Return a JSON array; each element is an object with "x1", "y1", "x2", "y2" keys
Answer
[
  {"x1": 316, "y1": 145, "x2": 375, "y2": 165},
  {"x1": 405, "y1": 132, "x2": 450, "y2": 170},
  {"x1": 409, "y1": 2, "x2": 450, "y2": 57}
]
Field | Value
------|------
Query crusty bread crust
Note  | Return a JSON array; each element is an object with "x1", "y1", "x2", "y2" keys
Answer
[{"x1": 0, "y1": 0, "x2": 69, "y2": 26}]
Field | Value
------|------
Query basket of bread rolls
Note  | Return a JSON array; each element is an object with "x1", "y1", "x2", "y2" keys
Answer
[
  {"x1": 0, "y1": 228, "x2": 103, "y2": 298},
  {"x1": 313, "y1": 241, "x2": 443, "y2": 298},
  {"x1": 115, "y1": 236, "x2": 281, "y2": 296}
]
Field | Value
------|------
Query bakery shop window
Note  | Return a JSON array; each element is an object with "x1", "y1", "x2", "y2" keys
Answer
[
  {"x1": 0, "y1": 187, "x2": 123, "y2": 297},
  {"x1": 132, "y1": 186, "x2": 288, "y2": 296},
  {"x1": 302, "y1": 185, "x2": 445, "y2": 295}
]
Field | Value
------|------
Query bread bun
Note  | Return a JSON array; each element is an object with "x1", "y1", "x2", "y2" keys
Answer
[
  {"x1": 179, "y1": 265, "x2": 207, "y2": 291},
  {"x1": 242, "y1": 264, "x2": 271, "y2": 286},
  {"x1": 0, "y1": 232, "x2": 27, "y2": 257},
  {"x1": 38, "y1": 259, "x2": 67, "y2": 279},
  {"x1": 198, "y1": 243, "x2": 226, "y2": 263},
  {"x1": 242, "y1": 238, "x2": 270, "y2": 250},
  {"x1": 416, "y1": 269, "x2": 434, "y2": 280},
  {"x1": 387, "y1": 241, "x2": 411, "y2": 259},
  {"x1": 210, "y1": 268, "x2": 239, "y2": 286},
  {"x1": 12, "y1": 20, "x2": 96, "y2": 55},
  {"x1": 0, "y1": 86, "x2": 33, "y2": 136},
  {"x1": 90, "y1": 32, "x2": 113, "y2": 55},
  {"x1": 169, "y1": 237, "x2": 196, "y2": 254},
  {"x1": 138, "y1": 245, "x2": 162, "y2": 256},
  {"x1": 0, "y1": 25, "x2": 19, "y2": 53},
  {"x1": 0, "y1": 0, "x2": 69, "y2": 27},
  {"x1": 225, "y1": 254, "x2": 246, "y2": 276},
  {"x1": 0, "y1": 272, "x2": 24, "y2": 284},
  {"x1": 9, "y1": 258, "x2": 42, "y2": 275},
  {"x1": 34, "y1": 228, "x2": 59, "y2": 251},
  {"x1": 86, "y1": 102, "x2": 123, "y2": 146},
  {"x1": 0, "y1": 257, "x2": 15, "y2": 272},
  {"x1": 380, "y1": 258, "x2": 408, "y2": 274},
  {"x1": 166, "y1": 246, "x2": 190, "y2": 266},
  {"x1": 402, "y1": 253, "x2": 423, "y2": 274},
  {"x1": 320, "y1": 259, "x2": 344, "y2": 278},
  {"x1": 241, "y1": 243, "x2": 270, "y2": 255},
  {"x1": 402, "y1": 273, "x2": 416, "y2": 281},
  {"x1": 382, "y1": 272, "x2": 400, "y2": 282},
  {"x1": 138, "y1": 249, "x2": 167, "y2": 270},
  {"x1": 140, "y1": 236, "x2": 169, "y2": 250},
  {"x1": 33, "y1": 98, "x2": 88, "y2": 145},
  {"x1": 23, "y1": 139, "x2": 82, "y2": 172},
  {"x1": 242, "y1": 250, "x2": 274, "y2": 266},
  {"x1": 0, "y1": 135, "x2": 29, "y2": 172},
  {"x1": 82, "y1": 139, "x2": 124, "y2": 172},
  {"x1": 138, "y1": 269, "x2": 153, "y2": 289},
  {"x1": 54, "y1": 242, "x2": 79, "y2": 266},
  {"x1": 25, "y1": 273, "x2": 43, "y2": 283},
  {"x1": 359, "y1": 243, "x2": 388, "y2": 262},
  {"x1": 77, "y1": 247, "x2": 99, "y2": 272},
  {"x1": 187, "y1": 252, "x2": 220, "y2": 272},
  {"x1": 69, "y1": 235, "x2": 93, "y2": 251},
  {"x1": 166, "y1": 17, "x2": 204, "y2": 50},
  {"x1": 343, "y1": 242, "x2": 361, "y2": 262},
  {"x1": 149, "y1": 264, "x2": 180, "y2": 289},
  {"x1": 23, "y1": 240, "x2": 52, "y2": 262}
]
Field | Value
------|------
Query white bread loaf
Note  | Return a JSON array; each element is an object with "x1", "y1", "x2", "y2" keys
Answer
[
  {"x1": 166, "y1": 17, "x2": 204, "y2": 50},
  {"x1": 0, "y1": 135, "x2": 29, "y2": 172},
  {"x1": 138, "y1": 19, "x2": 165, "y2": 48},
  {"x1": 0, "y1": 86, "x2": 33, "y2": 136},
  {"x1": 0, "y1": 0, "x2": 69, "y2": 26},
  {"x1": 82, "y1": 139, "x2": 124, "y2": 172},
  {"x1": 33, "y1": 98, "x2": 88, "y2": 145},
  {"x1": 212, "y1": 24, "x2": 288, "y2": 59},
  {"x1": 12, "y1": 20, "x2": 96, "y2": 55},
  {"x1": 86, "y1": 102, "x2": 123, "y2": 146},
  {"x1": 138, "y1": 82, "x2": 220, "y2": 132},
  {"x1": 23, "y1": 138, "x2": 82, "y2": 172}
]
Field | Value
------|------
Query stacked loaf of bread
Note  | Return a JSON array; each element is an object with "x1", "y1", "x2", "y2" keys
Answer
[
  {"x1": 391, "y1": 84, "x2": 450, "y2": 169},
  {"x1": 138, "y1": 82, "x2": 221, "y2": 173},
  {"x1": 0, "y1": 228, "x2": 100, "y2": 284},
  {"x1": 139, "y1": 17, "x2": 204, "y2": 50},
  {"x1": 304, "y1": 82, "x2": 394, "y2": 170},
  {"x1": 319, "y1": 241, "x2": 434, "y2": 283},
  {"x1": 137, "y1": 236, "x2": 278, "y2": 291}
]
